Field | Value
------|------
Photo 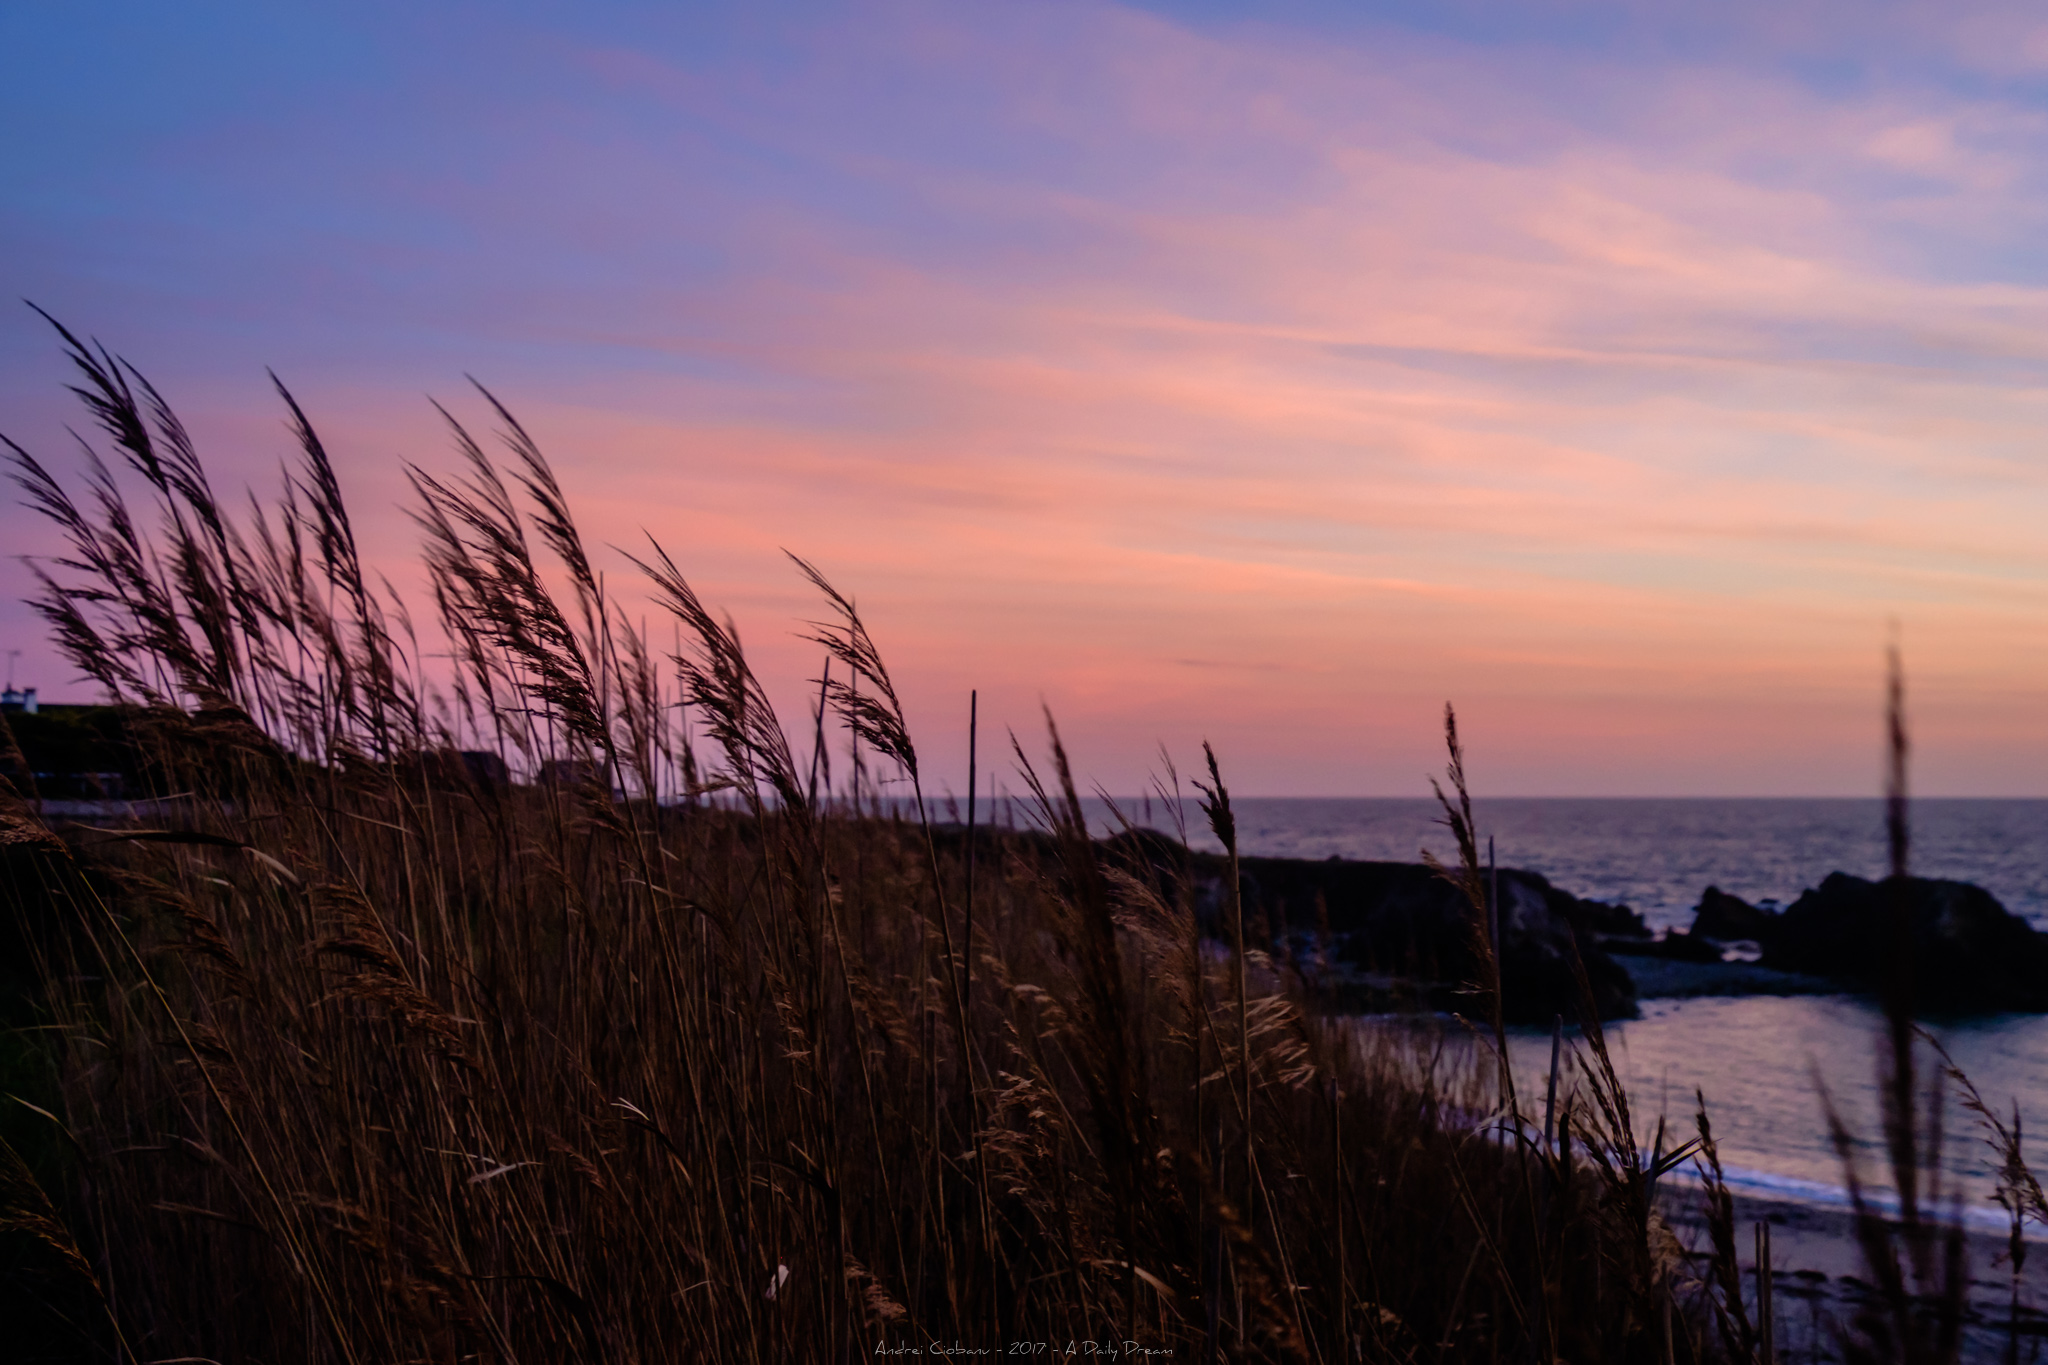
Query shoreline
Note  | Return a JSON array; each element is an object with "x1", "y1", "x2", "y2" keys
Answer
[
  {"x1": 1620, "y1": 954, "x2": 1837, "y2": 1001},
  {"x1": 1661, "y1": 1188, "x2": 2048, "y2": 1360}
]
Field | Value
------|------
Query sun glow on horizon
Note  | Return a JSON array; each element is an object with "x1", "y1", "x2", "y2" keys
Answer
[{"x1": 8, "y1": 1, "x2": 2048, "y2": 795}]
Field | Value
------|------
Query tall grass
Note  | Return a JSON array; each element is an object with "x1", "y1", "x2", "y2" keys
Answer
[{"x1": 0, "y1": 320, "x2": 2001, "y2": 1363}]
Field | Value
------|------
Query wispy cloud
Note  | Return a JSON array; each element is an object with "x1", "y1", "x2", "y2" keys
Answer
[{"x1": 7, "y1": 0, "x2": 2048, "y2": 792}]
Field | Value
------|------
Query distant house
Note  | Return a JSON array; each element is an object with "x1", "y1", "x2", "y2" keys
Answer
[
  {"x1": 0, "y1": 700, "x2": 133, "y2": 799},
  {"x1": 539, "y1": 756, "x2": 604, "y2": 788}
]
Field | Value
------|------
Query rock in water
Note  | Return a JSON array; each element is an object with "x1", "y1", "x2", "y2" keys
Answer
[
  {"x1": 1760, "y1": 872, "x2": 2048, "y2": 1012},
  {"x1": 1227, "y1": 857, "x2": 1638, "y2": 1021},
  {"x1": 1487, "y1": 868, "x2": 1640, "y2": 1021},
  {"x1": 1690, "y1": 886, "x2": 1777, "y2": 945},
  {"x1": 1605, "y1": 928, "x2": 1724, "y2": 963},
  {"x1": 1094, "y1": 832, "x2": 1638, "y2": 1018}
]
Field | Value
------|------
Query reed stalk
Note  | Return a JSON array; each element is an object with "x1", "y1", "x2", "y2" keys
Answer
[{"x1": 0, "y1": 317, "x2": 1866, "y2": 1363}]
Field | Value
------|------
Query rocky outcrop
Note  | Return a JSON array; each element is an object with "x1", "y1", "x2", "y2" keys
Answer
[
  {"x1": 1604, "y1": 928, "x2": 1723, "y2": 963},
  {"x1": 1579, "y1": 897, "x2": 1652, "y2": 941},
  {"x1": 1606, "y1": 885, "x2": 1777, "y2": 964},
  {"x1": 1097, "y1": 836, "x2": 2048, "y2": 1017},
  {"x1": 1679, "y1": 874, "x2": 2048, "y2": 1011},
  {"x1": 1217, "y1": 856, "x2": 1637, "y2": 1022},
  {"x1": 1757, "y1": 872, "x2": 2048, "y2": 1012},
  {"x1": 1691, "y1": 886, "x2": 1776, "y2": 945},
  {"x1": 1090, "y1": 832, "x2": 1638, "y2": 1020}
]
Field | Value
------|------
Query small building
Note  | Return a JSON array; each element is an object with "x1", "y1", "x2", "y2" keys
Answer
[
  {"x1": 539, "y1": 756, "x2": 603, "y2": 787},
  {"x1": 2, "y1": 699, "x2": 135, "y2": 800}
]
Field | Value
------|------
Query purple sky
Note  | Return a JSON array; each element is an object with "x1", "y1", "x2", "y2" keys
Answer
[{"x1": 9, "y1": 1, "x2": 2048, "y2": 794}]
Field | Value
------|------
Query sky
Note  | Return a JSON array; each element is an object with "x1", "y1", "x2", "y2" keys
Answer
[{"x1": 8, "y1": 0, "x2": 2048, "y2": 796}]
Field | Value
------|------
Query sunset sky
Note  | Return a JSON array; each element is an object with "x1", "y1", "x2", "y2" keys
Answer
[{"x1": 9, "y1": 1, "x2": 2048, "y2": 796}]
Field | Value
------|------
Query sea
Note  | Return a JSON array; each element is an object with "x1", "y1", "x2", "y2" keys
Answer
[{"x1": 1079, "y1": 796, "x2": 2048, "y2": 1227}]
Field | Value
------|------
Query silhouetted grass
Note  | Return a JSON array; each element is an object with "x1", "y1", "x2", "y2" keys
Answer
[{"x1": 0, "y1": 318, "x2": 2033, "y2": 1364}]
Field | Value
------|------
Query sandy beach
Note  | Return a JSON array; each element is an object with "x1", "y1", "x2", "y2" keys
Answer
[{"x1": 1661, "y1": 1192, "x2": 2048, "y2": 1363}]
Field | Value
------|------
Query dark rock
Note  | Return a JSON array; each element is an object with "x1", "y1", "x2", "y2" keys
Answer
[
  {"x1": 1580, "y1": 899, "x2": 1650, "y2": 939},
  {"x1": 1760, "y1": 872, "x2": 2048, "y2": 1012},
  {"x1": 1223, "y1": 856, "x2": 1636, "y2": 1021},
  {"x1": 1089, "y1": 832, "x2": 1636, "y2": 1019},
  {"x1": 1605, "y1": 928, "x2": 1724, "y2": 963},
  {"x1": 1691, "y1": 886, "x2": 1777, "y2": 945},
  {"x1": 1623, "y1": 956, "x2": 1833, "y2": 1001}
]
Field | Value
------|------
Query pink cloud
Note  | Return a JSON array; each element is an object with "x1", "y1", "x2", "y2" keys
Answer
[{"x1": 15, "y1": 1, "x2": 2048, "y2": 793}]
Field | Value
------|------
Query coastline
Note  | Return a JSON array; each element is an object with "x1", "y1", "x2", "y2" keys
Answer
[
  {"x1": 1662, "y1": 1190, "x2": 2048, "y2": 1361},
  {"x1": 1622, "y1": 955, "x2": 1837, "y2": 1000}
]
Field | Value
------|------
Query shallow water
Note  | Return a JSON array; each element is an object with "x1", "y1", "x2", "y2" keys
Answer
[
  {"x1": 1099, "y1": 796, "x2": 2048, "y2": 932},
  {"x1": 1505, "y1": 997, "x2": 2048, "y2": 1221},
  {"x1": 1087, "y1": 797, "x2": 2048, "y2": 1221}
]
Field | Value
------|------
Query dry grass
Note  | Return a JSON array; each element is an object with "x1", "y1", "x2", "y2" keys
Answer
[{"x1": 0, "y1": 319, "x2": 2017, "y2": 1364}]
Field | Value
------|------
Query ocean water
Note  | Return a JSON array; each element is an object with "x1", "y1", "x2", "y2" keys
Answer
[
  {"x1": 1085, "y1": 797, "x2": 2048, "y2": 1218},
  {"x1": 1506, "y1": 998, "x2": 2048, "y2": 1228},
  {"x1": 1100, "y1": 796, "x2": 2048, "y2": 933}
]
